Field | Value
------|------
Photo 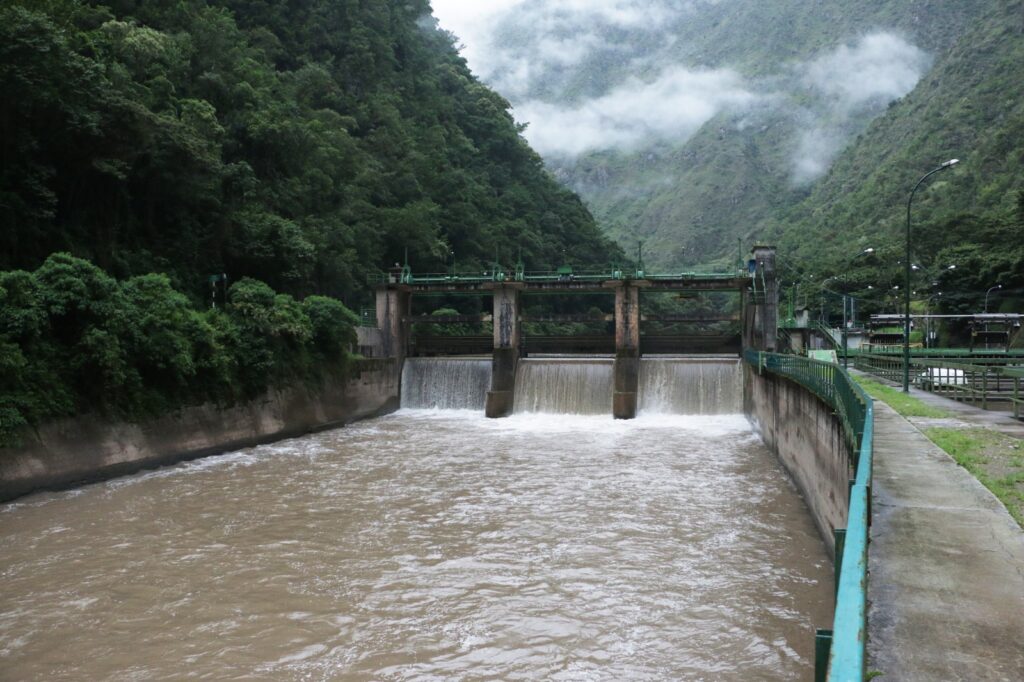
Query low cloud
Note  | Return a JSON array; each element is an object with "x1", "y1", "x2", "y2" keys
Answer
[
  {"x1": 515, "y1": 66, "x2": 757, "y2": 157},
  {"x1": 431, "y1": 3, "x2": 929, "y2": 181},
  {"x1": 803, "y1": 32, "x2": 929, "y2": 105},
  {"x1": 791, "y1": 33, "x2": 929, "y2": 183}
]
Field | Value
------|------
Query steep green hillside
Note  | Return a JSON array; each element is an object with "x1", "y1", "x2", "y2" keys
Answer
[
  {"x1": 0, "y1": 0, "x2": 621, "y2": 440},
  {"x1": 501, "y1": 0, "x2": 989, "y2": 268},
  {"x1": 0, "y1": 0, "x2": 619, "y2": 303},
  {"x1": 771, "y1": 0, "x2": 1024, "y2": 312}
]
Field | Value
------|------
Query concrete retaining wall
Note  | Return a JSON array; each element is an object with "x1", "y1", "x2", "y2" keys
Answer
[
  {"x1": 0, "y1": 358, "x2": 401, "y2": 502},
  {"x1": 744, "y1": 365, "x2": 852, "y2": 553}
]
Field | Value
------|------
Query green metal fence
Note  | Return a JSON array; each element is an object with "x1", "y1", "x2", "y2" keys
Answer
[
  {"x1": 855, "y1": 352, "x2": 1024, "y2": 418},
  {"x1": 744, "y1": 350, "x2": 873, "y2": 682}
]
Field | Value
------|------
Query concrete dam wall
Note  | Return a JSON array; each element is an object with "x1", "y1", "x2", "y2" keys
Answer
[
  {"x1": 743, "y1": 364, "x2": 852, "y2": 554},
  {"x1": 0, "y1": 358, "x2": 401, "y2": 502}
]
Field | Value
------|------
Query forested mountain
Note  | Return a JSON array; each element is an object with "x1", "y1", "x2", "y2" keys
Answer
[
  {"x1": 448, "y1": 0, "x2": 990, "y2": 268},
  {"x1": 769, "y1": 0, "x2": 1024, "y2": 314},
  {"x1": 1, "y1": 0, "x2": 618, "y2": 303},
  {"x1": 0, "y1": 0, "x2": 620, "y2": 441}
]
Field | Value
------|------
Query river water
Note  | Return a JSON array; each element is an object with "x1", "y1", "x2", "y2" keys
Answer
[{"x1": 1, "y1": 363, "x2": 832, "y2": 680}]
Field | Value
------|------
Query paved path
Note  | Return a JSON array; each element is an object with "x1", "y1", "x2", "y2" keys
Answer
[
  {"x1": 850, "y1": 369, "x2": 1024, "y2": 439},
  {"x1": 868, "y1": 401, "x2": 1024, "y2": 680},
  {"x1": 905, "y1": 393, "x2": 1024, "y2": 441}
]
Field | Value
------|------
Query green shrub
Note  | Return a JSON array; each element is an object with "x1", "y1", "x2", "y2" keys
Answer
[{"x1": 0, "y1": 255, "x2": 359, "y2": 445}]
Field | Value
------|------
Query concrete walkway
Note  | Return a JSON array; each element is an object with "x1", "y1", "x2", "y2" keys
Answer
[
  {"x1": 849, "y1": 369, "x2": 1024, "y2": 439},
  {"x1": 868, "y1": 401, "x2": 1024, "y2": 680},
  {"x1": 901, "y1": 385, "x2": 1024, "y2": 441}
]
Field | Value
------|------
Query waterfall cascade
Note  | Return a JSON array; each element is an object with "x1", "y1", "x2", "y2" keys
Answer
[
  {"x1": 513, "y1": 358, "x2": 613, "y2": 415},
  {"x1": 401, "y1": 355, "x2": 742, "y2": 416},
  {"x1": 400, "y1": 358, "x2": 491, "y2": 409},
  {"x1": 638, "y1": 357, "x2": 742, "y2": 414}
]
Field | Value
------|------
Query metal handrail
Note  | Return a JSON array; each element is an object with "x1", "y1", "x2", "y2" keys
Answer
[
  {"x1": 744, "y1": 350, "x2": 873, "y2": 681},
  {"x1": 367, "y1": 268, "x2": 742, "y2": 286}
]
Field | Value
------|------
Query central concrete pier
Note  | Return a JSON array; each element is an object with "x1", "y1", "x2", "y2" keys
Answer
[
  {"x1": 485, "y1": 284, "x2": 522, "y2": 417},
  {"x1": 612, "y1": 282, "x2": 641, "y2": 419}
]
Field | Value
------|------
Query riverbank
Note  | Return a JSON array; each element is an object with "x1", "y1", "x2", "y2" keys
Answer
[{"x1": 0, "y1": 358, "x2": 400, "y2": 503}]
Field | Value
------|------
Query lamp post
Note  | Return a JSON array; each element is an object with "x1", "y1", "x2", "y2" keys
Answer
[
  {"x1": 904, "y1": 159, "x2": 959, "y2": 392},
  {"x1": 985, "y1": 284, "x2": 1002, "y2": 313}
]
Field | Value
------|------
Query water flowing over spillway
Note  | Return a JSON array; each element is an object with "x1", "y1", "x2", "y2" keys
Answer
[
  {"x1": 1, "y1": 357, "x2": 833, "y2": 679},
  {"x1": 639, "y1": 357, "x2": 743, "y2": 415},
  {"x1": 513, "y1": 357, "x2": 613, "y2": 414},
  {"x1": 400, "y1": 357, "x2": 491, "y2": 409}
]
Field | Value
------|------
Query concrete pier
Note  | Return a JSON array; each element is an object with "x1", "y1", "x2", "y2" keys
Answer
[
  {"x1": 375, "y1": 287, "x2": 410, "y2": 361},
  {"x1": 751, "y1": 246, "x2": 778, "y2": 352},
  {"x1": 613, "y1": 283, "x2": 641, "y2": 419},
  {"x1": 485, "y1": 284, "x2": 521, "y2": 418},
  {"x1": 868, "y1": 401, "x2": 1024, "y2": 680}
]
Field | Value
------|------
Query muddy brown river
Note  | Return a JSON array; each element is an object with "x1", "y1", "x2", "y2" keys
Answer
[{"x1": 0, "y1": 409, "x2": 832, "y2": 680}]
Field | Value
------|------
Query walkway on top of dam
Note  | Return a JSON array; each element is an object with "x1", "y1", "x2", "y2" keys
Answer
[{"x1": 867, "y1": 400, "x2": 1024, "y2": 681}]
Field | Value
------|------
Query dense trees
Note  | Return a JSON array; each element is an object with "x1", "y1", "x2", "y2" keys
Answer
[
  {"x1": 0, "y1": 254, "x2": 359, "y2": 443},
  {"x1": 0, "y1": 0, "x2": 618, "y2": 302},
  {"x1": 0, "y1": 0, "x2": 620, "y2": 437}
]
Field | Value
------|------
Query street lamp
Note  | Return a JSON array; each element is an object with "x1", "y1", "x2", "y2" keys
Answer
[
  {"x1": 985, "y1": 284, "x2": 1002, "y2": 313},
  {"x1": 904, "y1": 159, "x2": 960, "y2": 392}
]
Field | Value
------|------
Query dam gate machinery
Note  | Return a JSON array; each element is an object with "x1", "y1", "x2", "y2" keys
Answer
[{"x1": 368, "y1": 246, "x2": 780, "y2": 419}]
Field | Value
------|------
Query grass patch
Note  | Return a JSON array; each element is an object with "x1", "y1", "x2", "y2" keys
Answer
[
  {"x1": 924, "y1": 427, "x2": 1024, "y2": 527},
  {"x1": 853, "y1": 376, "x2": 951, "y2": 418}
]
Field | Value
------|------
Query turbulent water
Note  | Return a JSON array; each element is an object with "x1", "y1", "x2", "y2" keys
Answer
[
  {"x1": 401, "y1": 357, "x2": 491, "y2": 409},
  {"x1": 514, "y1": 358, "x2": 614, "y2": 415},
  {"x1": 0, "y1": 406, "x2": 832, "y2": 680},
  {"x1": 639, "y1": 358, "x2": 743, "y2": 415}
]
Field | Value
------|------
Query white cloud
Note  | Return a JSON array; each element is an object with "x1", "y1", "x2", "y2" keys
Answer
[
  {"x1": 791, "y1": 33, "x2": 929, "y2": 183},
  {"x1": 515, "y1": 66, "x2": 757, "y2": 157},
  {"x1": 432, "y1": 3, "x2": 929, "y2": 181},
  {"x1": 804, "y1": 32, "x2": 928, "y2": 104},
  {"x1": 431, "y1": 0, "x2": 675, "y2": 96}
]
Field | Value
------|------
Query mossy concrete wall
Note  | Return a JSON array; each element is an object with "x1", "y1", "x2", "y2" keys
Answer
[
  {"x1": 744, "y1": 364, "x2": 852, "y2": 553},
  {"x1": 0, "y1": 358, "x2": 400, "y2": 502}
]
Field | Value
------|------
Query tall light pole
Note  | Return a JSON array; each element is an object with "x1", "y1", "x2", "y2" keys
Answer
[
  {"x1": 904, "y1": 159, "x2": 959, "y2": 392},
  {"x1": 985, "y1": 284, "x2": 1002, "y2": 313}
]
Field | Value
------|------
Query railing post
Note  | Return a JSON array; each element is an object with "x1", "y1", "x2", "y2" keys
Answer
[
  {"x1": 1015, "y1": 377, "x2": 1020, "y2": 419},
  {"x1": 834, "y1": 528, "x2": 846, "y2": 600},
  {"x1": 815, "y1": 629, "x2": 833, "y2": 682},
  {"x1": 982, "y1": 369, "x2": 988, "y2": 410}
]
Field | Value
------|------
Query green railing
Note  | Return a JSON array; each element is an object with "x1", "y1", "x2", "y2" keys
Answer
[
  {"x1": 855, "y1": 352, "x2": 1024, "y2": 418},
  {"x1": 366, "y1": 268, "x2": 741, "y2": 286},
  {"x1": 744, "y1": 350, "x2": 873, "y2": 682}
]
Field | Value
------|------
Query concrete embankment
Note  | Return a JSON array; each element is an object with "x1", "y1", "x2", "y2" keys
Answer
[
  {"x1": 744, "y1": 364, "x2": 853, "y2": 554},
  {"x1": 0, "y1": 358, "x2": 400, "y2": 502}
]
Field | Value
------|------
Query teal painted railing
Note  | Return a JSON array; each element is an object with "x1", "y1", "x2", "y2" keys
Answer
[{"x1": 744, "y1": 350, "x2": 873, "y2": 682}]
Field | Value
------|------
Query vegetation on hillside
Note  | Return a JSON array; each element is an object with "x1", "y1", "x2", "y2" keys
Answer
[
  {"x1": 0, "y1": 253, "x2": 357, "y2": 444},
  {"x1": 773, "y1": 0, "x2": 1024, "y2": 322},
  {"x1": 509, "y1": 0, "x2": 990, "y2": 269},
  {"x1": 0, "y1": 0, "x2": 619, "y2": 301},
  {"x1": 0, "y1": 0, "x2": 622, "y2": 436}
]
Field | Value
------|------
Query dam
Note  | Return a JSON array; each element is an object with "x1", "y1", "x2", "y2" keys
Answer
[{"x1": 0, "y1": 355, "x2": 833, "y2": 680}]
